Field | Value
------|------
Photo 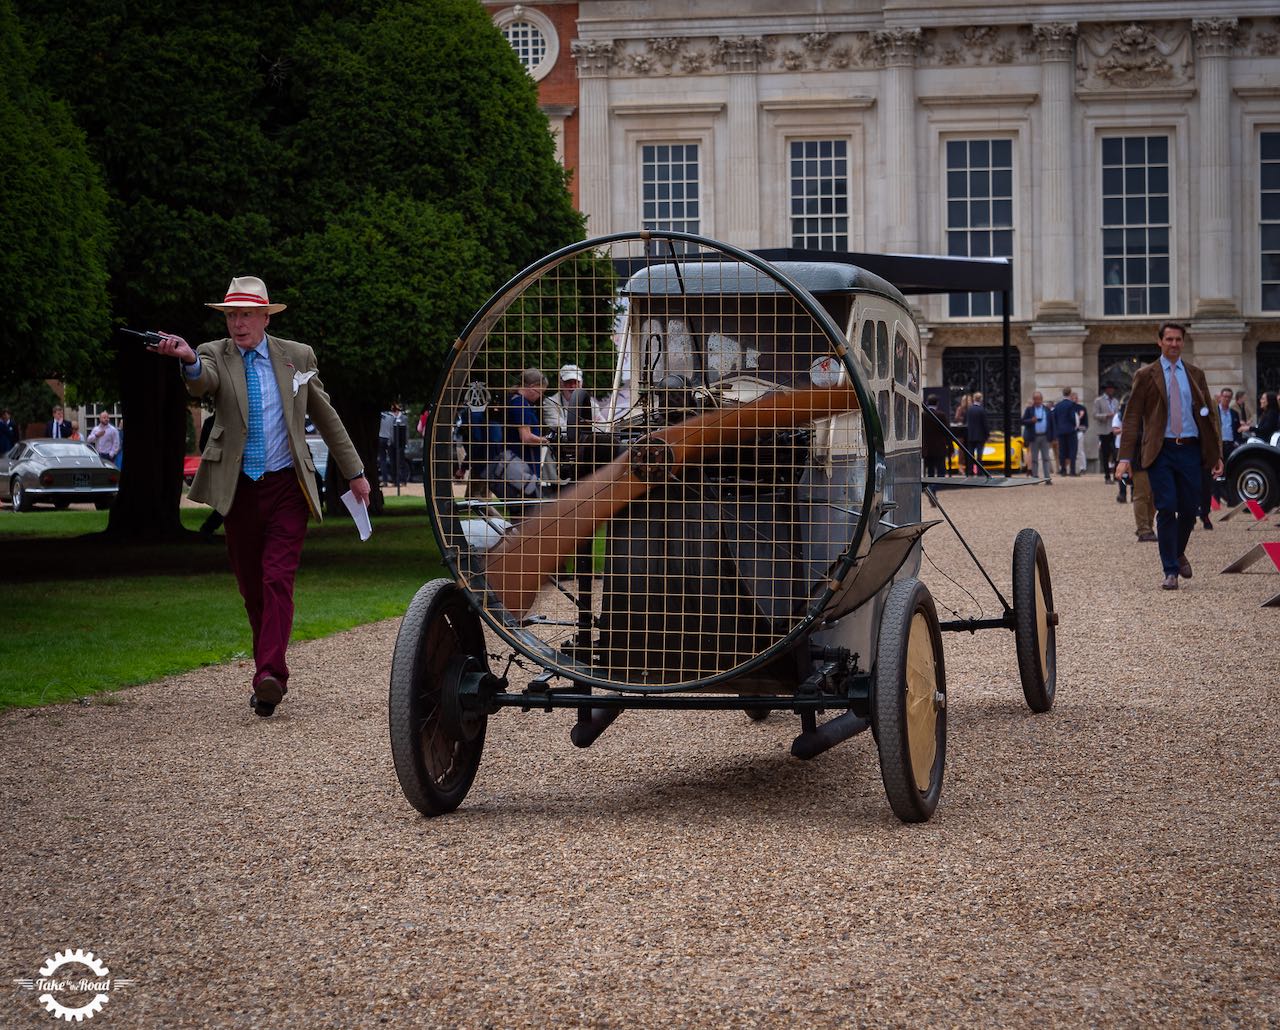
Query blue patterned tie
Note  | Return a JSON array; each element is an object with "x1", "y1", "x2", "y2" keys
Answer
[{"x1": 243, "y1": 350, "x2": 266, "y2": 481}]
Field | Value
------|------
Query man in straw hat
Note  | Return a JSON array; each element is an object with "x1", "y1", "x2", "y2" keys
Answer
[{"x1": 151, "y1": 276, "x2": 371, "y2": 717}]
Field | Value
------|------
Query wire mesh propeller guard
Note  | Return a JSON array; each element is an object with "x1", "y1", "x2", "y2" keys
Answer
[{"x1": 428, "y1": 231, "x2": 875, "y2": 693}]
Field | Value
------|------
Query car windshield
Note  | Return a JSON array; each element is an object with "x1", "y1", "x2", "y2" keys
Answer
[{"x1": 32, "y1": 443, "x2": 95, "y2": 457}]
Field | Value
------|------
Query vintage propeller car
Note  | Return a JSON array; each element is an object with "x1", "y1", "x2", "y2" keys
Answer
[{"x1": 390, "y1": 231, "x2": 1057, "y2": 823}]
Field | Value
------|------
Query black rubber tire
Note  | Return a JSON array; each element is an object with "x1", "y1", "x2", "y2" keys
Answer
[
  {"x1": 1231, "y1": 458, "x2": 1278, "y2": 510},
  {"x1": 1012, "y1": 528, "x2": 1056, "y2": 713},
  {"x1": 94, "y1": 497, "x2": 113, "y2": 511},
  {"x1": 744, "y1": 707, "x2": 769, "y2": 723},
  {"x1": 873, "y1": 577, "x2": 947, "y2": 823},
  {"x1": 389, "y1": 579, "x2": 488, "y2": 817},
  {"x1": 11, "y1": 478, "x2": 32, "y2": 513},
  {"x1": 54, "y1": 499, "x2": 70, "y2": 509}
]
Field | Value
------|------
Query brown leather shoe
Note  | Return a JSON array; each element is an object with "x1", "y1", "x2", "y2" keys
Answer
[
  {"x1": 1136, "y1": 531, "x2": 1157, "y2": 542},
  {"x1": 250, "y1": 675, "x2": 286, "y2": 717},
  {"x1": 1161, "y1": 574, "x2": 1179, "y2": 590},
  {"x1": 1178, "y1": 555, "x2": 1193, "y2": 579}
]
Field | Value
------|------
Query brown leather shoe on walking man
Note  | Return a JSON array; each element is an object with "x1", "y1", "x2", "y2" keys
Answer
[{"x1": 1115, "y1": 322, "x2": 1222, "y2": 591}]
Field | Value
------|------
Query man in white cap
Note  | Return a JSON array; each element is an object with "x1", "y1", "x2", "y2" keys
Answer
[
  {"x1": 151, "y1": 276, "x2": 371, "y2": 716},
  {"x1": 541, "y1": 363, "x2": 583, "y2": 484}
]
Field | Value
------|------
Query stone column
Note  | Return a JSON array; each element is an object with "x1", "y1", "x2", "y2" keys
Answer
[
  {"x1": 872, "y1": 29, "x2": 922, "y2": 253},
  {"x1": 1032, "y1": 24, "x2": 1080, "y2": 320},
  {"x1": 1193, "y1": 18, "x2": 1239, "y2": 316},
  {"x1": 572, "y1": 40, "x2": 617, "y2": 235},
  {"x1": 717, "y1": 37, "x2": 766, "y2": 247}
]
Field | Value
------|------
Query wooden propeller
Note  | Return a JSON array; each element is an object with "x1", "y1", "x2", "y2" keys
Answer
[{"x1": 483, "y1": 383, "x2": 858, "y2": 617}]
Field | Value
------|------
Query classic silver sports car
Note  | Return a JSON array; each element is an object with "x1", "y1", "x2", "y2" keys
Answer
[{"x1": 0, "y1": 439, "x2": 119, "y2": 512}]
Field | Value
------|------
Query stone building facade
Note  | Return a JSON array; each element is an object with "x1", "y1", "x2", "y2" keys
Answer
[{"x1": 492, "y1": 2, "x2": 1280, "y2": 449}]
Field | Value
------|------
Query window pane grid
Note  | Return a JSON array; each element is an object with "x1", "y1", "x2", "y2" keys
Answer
[
  {"x1": 1263, "y1": 131, "x2": 1280, "y2": 311},
  {"x1": 1102, "y1": 134, "x2": 1171, "y2": 316},
  {"x1": 789, "y1": 139, "x2": 849, "y2": 250},
  {"x1": 503, "y1": 21, "x2": 547, "y2": 71},
  {"x1": 642, "y1": 143, "x2": 700, "y2": 239},
  {"x1": 946, "y1": 138, "x2": 1013, "y2": 317}
]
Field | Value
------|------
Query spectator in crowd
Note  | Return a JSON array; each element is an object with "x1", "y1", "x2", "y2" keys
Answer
[
  {"x1": 87, "y1": 411, "x2": 120, "y2": 463},
  {"x1": 921, "y1": 396, "x2": 950, "y2": 478},
  {"x1": 378, "y1": 403, "x2": 408, "y2": 486},
  {"x1": 542, "y1": 364, "x2": 583, "y2": 484},
  {"x1": 1232, "y1": 389, "x2": 1250, "y2": 427},
  {"x1": 1208, "y1": 388, "x2": 1241, "y2": 514},
  {"x1": 1052, "y1": 388, "x2": 1079, "y2": 476},
  {"x1": 1071, "y1": 390, "x2": 1088, "y2": 473},
  {"x1": 1093, "y1": 384, "x2": 1119, "y2": 481},
  {"x1": 493, "y1": 368, "x2": 549, "y2": 499},
  {"x1": 68, "y1": 421, "x2": 82, "y2": 440},
  {"x1": 1020, "y1": 390, "x2": 1054, "y2": 483},
  {"x1": 45, "y1": 405, "x2": 73, "y2": 439},
  {"x1": 1115, "y1": 321, "x2": 1222, "y2": 590},
  {"x1": 964, "y1": 391, "x2": 989, "y2": 476},
  {"x1": 0, "y1": 408, "x2": 17, "y2": 453},
  {"x1": 1245, "y1": 390, "x2": 1278, "y2": 440}
]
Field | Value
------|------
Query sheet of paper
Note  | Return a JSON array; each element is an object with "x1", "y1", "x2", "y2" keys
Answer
[{"x1": 341, "y1": 489, "x2": 372, "y2": 541}]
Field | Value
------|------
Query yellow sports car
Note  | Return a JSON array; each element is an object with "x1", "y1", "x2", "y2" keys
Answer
[{"x1": 946, "y1": 431, "x2": 1027, "y2": 474}]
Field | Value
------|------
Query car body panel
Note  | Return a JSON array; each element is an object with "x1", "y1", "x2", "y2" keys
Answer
[{"x1": 1224, "y1": 432, "x2": 1280, "y2": 508}]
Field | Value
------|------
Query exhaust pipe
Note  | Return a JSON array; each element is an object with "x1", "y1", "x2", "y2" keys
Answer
[
  {"x1": 791, "y1": 711, "x2": 870, "y2": 760},
  {"x1": 569, "y1": 706, "x2": 622, "y2": 748}
]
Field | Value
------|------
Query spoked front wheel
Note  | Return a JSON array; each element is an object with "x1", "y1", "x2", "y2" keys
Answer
[
  {"x1": 873, "y1": 578, "x2": 947, "y2": 823},
  {"x1": 1012, "y1": 528, "x2": 1056, "y2": 713},
  {"x1": 389, "y1": 579, "x2": 489, "y2": 816}
]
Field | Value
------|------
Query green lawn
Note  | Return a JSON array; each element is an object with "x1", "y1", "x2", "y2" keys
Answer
[{"x1": 0, "y1": 497, "x2": 446, "y2": 709}]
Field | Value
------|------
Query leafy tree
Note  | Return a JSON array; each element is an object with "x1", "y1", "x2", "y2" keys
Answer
[
  {"x1": 18, "y1": 0, "x2": 587, "y2": 530},
  {"x1": 0, "y1": 0, "x2": 110, "y2": 390}
]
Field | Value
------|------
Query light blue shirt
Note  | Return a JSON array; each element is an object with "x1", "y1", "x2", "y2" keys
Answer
[
  {"x1": 1219, "y1": 405, "x2": 1234, "y2": 443},
  {"x1": 1160, "y1": 355, "x2": 1197, "y2": 439},
  {"x1": 1033, "y1": 405, "x2": 1048, "y2": 435},
  {"x1": 185, "y1": 336, "x2": 293, "y2": 473}
]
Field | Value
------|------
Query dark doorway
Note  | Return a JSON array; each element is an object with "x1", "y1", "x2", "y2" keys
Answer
[
  {"x1": 941, "y1": 346, "x2": 1021, "y2": 420},
  {"x1": 1098, "y1": 343, "x2": 1161, "y2": 401},
  {"x1": 1258, "y1": 342, "x2": 1280, "y2": 395}
]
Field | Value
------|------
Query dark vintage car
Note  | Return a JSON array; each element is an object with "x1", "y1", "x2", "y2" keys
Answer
[
  {"x1": 1225, "y1": 431, "x2": 1280, "y2": 509},
  {"x1": 1, "y1": 439, "x2": 119, "y2": 511}
]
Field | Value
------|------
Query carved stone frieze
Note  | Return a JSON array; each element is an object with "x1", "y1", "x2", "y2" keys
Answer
[
  {"x1": 1237, "y1": 18, "x2": 1279, "y2": 57},
  {"x1": 1078, "y1": 23, "x2": 1191, "y2": 91},
  {"x1": 585, "y1": 31, "x2": 876, "y2": 77},
  {"x1": 920, "y1": 25, "x2": 1034, "y2": 67}
]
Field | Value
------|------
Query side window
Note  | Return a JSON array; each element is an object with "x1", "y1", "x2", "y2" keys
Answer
[
  {"x1": 860, "y1": 320, "x2": 875, "y2": 368},
  {"x1": 893, "y1": 393, "x2": 907, "y2": 440},
  {"x1": 876, "y1": 321, "x2": 890, "y2": 379},
  {"x1": 907, "y1": 342, "x2": 920, "y2": 393},
  {"x1": 893, "y1": 330, "x2": 907, "y2": 384},
  {"x1": 908, "y1": 401, "x2": 920, "y2": 440},
  {"x1": 877, "y1": 389, "x2": 890, "y2": 437}
]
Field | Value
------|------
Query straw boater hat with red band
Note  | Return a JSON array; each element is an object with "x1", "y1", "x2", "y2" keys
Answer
[{"x1": 206, "y1": 275, "x2": 287, "y2": 314}]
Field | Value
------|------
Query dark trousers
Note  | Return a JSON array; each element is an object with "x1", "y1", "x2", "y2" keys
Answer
[
  {"x1": 924, "y1": 455, "x2": 947, "y2": 478},
  {"x1": 1098, "y1": 433, "x2": 1116, "y2": 479},
  {"x1": 223, "y1": 469, "x2": 310, "y2": 689},
  {"x1": 1147, "y1": 440, "x2": 1202, "y2": 576},
  {"x1": 1211, "y1": 441, "x2": 1236, "y2": 503},
  {"x1": 1057, "y1": 432, "x2": 1077, "y2": 474}
]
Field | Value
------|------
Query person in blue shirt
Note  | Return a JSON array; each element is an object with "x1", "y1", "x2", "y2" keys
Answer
[
  {"x1": 493, "y1": 368, "x2": 550, "y2": 499},
  {"x1": 1051, "y1": 387, "x2": 1079, "y2": 476},
  {"x1": 1020, "y1": 390, "x2": 1053, "y2": 482}
]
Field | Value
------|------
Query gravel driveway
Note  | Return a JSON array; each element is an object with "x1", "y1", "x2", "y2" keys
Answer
[{"x1": 2, "y1": 477, "x2": 1277, "y2": 1027}]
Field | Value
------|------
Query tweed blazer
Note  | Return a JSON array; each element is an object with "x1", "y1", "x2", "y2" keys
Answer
[
  {"x1": 182, "y1": 335, "x2": 361, "y2": 519},
  {"x1": 1117, "y1": 358, "x2": 1221, "y2": 471}
]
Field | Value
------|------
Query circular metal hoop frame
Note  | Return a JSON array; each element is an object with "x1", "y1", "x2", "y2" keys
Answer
[{"x1": 426, "y1": 231, "x2": 878, "y2": 692}]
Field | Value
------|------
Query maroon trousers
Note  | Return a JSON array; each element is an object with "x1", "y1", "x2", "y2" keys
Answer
[{"x1": 223, "y1": 469, "x2": 310, "y2": 689}]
